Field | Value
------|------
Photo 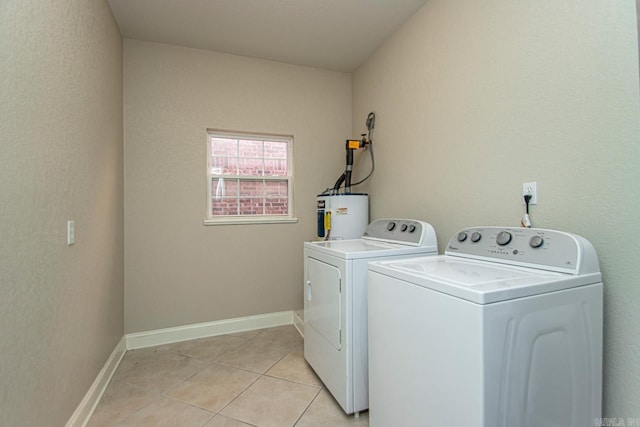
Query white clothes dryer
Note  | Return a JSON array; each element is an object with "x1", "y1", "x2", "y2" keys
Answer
[
  {"x1": 304, "y1": 219, "x2": 438, "y2": 415},
  {"x1": 367, "y1": 226, "x2": 603, "y2": 427}
]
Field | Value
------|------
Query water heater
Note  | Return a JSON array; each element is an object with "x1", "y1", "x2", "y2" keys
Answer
[{"x1": 316, "y1": 193, "x2": 369, "y2": 240}]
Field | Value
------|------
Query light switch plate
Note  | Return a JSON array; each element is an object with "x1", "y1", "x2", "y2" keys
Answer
[{"x1": 67, "y1": 220, "x2": 75, "y2": 245}]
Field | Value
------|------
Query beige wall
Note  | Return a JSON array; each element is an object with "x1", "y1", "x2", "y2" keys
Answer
[
  {"x1": 124, "y1": 40, "x2": 351, "y2": 333},
  {"x1": 0, "y1": 1, "x2": 124, "y2": 425},
  {"x1": 353, "y1": 0, "x2": 640, "y2": 418}
]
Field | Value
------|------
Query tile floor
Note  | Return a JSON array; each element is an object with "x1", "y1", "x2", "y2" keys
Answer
[{"x1": 88, "y1": 326, "x2": 369, "y2": 426}]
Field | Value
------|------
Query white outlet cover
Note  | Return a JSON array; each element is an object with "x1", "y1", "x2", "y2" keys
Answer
[{"x1": 522, "y1": 182, "x2": 538, "y2": 205}]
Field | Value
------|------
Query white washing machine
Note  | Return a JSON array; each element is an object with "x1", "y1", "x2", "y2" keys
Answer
[
  {"x1": 368, "y1": 226, "x2": 603, "y2": 427},
  {"x1": 304, "y1": 218, "x2": 438, "y2": 415}
]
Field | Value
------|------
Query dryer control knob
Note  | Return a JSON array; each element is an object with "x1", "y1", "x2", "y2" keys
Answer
[
  {"x1": 529, "y1": 235, "x2": 544, "y2": 248},
  {"x1": 471, "y1": 232, "x2": 482, "y2": 243},
  {"x1": 457, "y1": 232, "x2": 468, "y2": 242},
  {"x1": 401, "y1": 224, "x2": 408, "y2": 232},
  {"x1": 496, "y1": 231, "x2": 512, "y2": 246},
  {"x1": 386, "y1": 221, "x2": 396, "y2": 231},
  {"x1": 408, "y1": 225, "x2": 417, "y2": 233}
]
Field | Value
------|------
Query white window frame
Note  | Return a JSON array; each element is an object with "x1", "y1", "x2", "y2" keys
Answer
[{"x1": 204, "y1": 129, "x2": 297, "y2": 225}]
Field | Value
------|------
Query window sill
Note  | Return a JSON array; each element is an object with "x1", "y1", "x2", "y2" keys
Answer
[{"x1": 203, "y1": 217, "x2": 299, "y2": 226}]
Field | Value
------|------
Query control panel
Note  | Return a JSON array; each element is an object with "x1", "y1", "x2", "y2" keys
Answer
[
  {"x1": 362, "y1": 219, "x2": 434, "y2": 246},
  {"x1": 445, "y1": 226, "x2": 600, "y2": 274}
]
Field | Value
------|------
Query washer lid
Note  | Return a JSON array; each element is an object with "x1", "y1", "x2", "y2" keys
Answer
[
  {"x1": 368, "y1": 256, "x2": 601, "y2": 304},
  {"x1": 304, "y1": 239, "x2": 437, "y2": 259}
]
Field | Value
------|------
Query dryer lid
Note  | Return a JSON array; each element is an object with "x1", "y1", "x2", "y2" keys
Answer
[
  {"x1": 307, "y1": 239, "x2": 398, "y2": 252},
  {"x1": 305, "y1": 238, "x2": 437, "y2": 259}
]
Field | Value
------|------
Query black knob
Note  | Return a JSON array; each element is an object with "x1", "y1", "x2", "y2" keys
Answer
[
  {"x1": 401, "y1": 224, "x2": 408, "y2": 232},
  {"x1": 457, "y1": 232, "x2": 468, "y2": 242},
  {"x1": 471, "y1": 232, "x2": 482, "y2": 242},
  {"x1": 496, "y1": 231, "x2": 512, "y2": 246},
  {"x1": 408, "y1": 225, "x2": 417, "y2": 233},
  {"x1": 386, "y1": 222, "x2": 396, "y2": 231},
  {"x1": 530, "y1": 235, "x2": 544, "y2": 248}
]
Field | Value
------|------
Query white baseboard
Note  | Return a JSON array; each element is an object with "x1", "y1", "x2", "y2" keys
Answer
[
  {"x1": 293, "y1": 309, "x2": 304, "y2": 337},
  {"x1": 125, "y1": 310, "x2": 295, "y2": 350},
  {"x1": 66, "y1": 336, "x2": 126, "y2": 427}
]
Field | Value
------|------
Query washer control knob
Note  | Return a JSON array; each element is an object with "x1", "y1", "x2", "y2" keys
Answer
[
  {"x1": 470, "y1": 232, "x2": 482, "y2": 243},
  {"x1": 529, "y1": 235, "x2": 544, "y2": 248},
  {"x1": 408, "y1": 225, "x2": 417, "y2": 233},
  {"x1": 457, "y1": 232, "x2": 468, "y2": 242},
  {"x1": 496, "y1": 231, "x2": 513, "y2": 246},
  {"x1": 401, "y1": 224, "x2": 408, "y2": 232},
  {"x1": 386, "y1": 221, "x2": 396, "y2": 231}
]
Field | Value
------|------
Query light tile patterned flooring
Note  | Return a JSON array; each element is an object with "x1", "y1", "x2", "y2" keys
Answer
[{"x1": 88, "y1": 326, "x2": 369, "y2": 426}]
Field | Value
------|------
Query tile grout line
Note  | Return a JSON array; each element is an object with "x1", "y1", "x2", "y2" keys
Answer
[
  {"x1": 157, "y1": 334, "x2": 265, "y2": 421},
  {"x1": 292, "y1": 387, "x2": 324, "y2": 427},
  {"x1": 214, "y1": 343, "x2": 298, "y2": 425}
]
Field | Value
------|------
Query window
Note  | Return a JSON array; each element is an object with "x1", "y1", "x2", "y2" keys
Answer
[{"x1": 205, "y1": 130, "x2": 296, "y2": 224}]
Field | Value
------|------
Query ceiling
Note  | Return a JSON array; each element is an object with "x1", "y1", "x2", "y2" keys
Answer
[{"x1": 107, "y1": 0, "x2": 429, "y2": 72}]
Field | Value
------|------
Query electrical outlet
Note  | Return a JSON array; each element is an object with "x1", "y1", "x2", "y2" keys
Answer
[
  {"x1": 67, "y1": 220, "x2": 75, "y2": 245},
  {"x1": 522, "y1": 182, "x2": 538, "y2": 205}
]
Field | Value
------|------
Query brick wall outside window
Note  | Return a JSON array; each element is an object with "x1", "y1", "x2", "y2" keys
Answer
[{"x1": 207, "y1": 132, "x2": 292, "y2": 220}]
